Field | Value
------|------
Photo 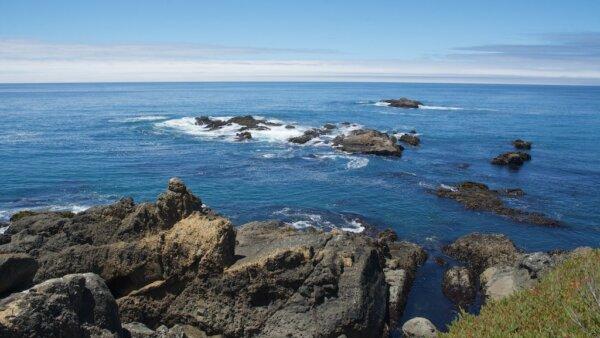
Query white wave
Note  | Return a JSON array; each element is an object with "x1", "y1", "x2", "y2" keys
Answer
[
  {"x1": 0, "y1": 225, "x2": 7, "y2": 234},
  {"x1": 418, "y1": 181, "x2": 436, "y2": 190},
  {"x1": 111, "y1": 115, "x2": 168, "y2": 123},
  {"x1": 291, "y1": 221, "x2": 314, "y2": 229},
  {"x1": 0, "y1": 204, "x2": 90, "y2": 222},
  {"x1": 440, "y1": 184, "x2": 457, "y2": 192},
  {"x1": 374, "y1": 101, "x2": 391, "y2": 107},
  {"x1": 418, "y1": 105, "x2": 463, "y2": 111},
  {"x1": 156, "y1": 116, "x2": 306, "y2": 143},
  {"x1": 346, "y1": 157, "x2": 369, "y2": 169},
  {"x1": 306, "y1": 153, "x2": 369, "y2": 170},
  {"x1": 341, "y1": 219, "x2": 366, "y2": 233}
]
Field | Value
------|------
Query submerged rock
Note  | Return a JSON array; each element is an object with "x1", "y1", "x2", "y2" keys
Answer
[
  {"x1": 512, "y1": 139, "x2": 532, "y2": 150},
  {"x1": 401, "y1": 317, "x2": 438, "y2": 337},
  {"x1": 235, "y1": 131, "x2": 252, "y2": 141},
  {"x1": 288, "y1": 128, "x2": 323, "y2": 144},
  {"x1": 0, "y1": 273, "x2": 122, "y2": 337},
  {"x1": 442, "y1": 266, "x2": 475, "y2": 306},
  {"x1": 399, "y1": 133, "x2": 421, "y2": 146},
  {"x1": 333, "y1": 129, "x2": 404, "y2": 156},
  {"x1": 491, "y1": 151, "x2": 531, "y2": 168},
  {"x1": 383, "y1": 98, "x2": 423, "y2": 109},
  {"x1": 436, "y1": 181, "x2": 560, "y2": 227}
]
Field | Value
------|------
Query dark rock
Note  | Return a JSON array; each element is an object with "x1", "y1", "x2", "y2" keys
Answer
[
  {"x1": 513, "y1": 139, "x2": 532, "y2": 150},
  {"x1": 235, "y1": 131, "x2": 252, "y2": 141},
  {"x1": 443, "y1": 233, "x2": 519, "y2": 274},
  {"x1": 442, "y1": 266, "x2": 475, "y2": 306},
  {"x1": 332, "y1": 129, "x2": 404, "y2": 156},
  {"x1": 377, "y1": 228, "x2": 398, "y2": 244},
  {"x1": 285, "y1": 125, "x2": 296, "y2": 129},
  {"x1": 288, "y1": 128, "x2": 322, "y2": 144},
  {"x1": 436, "y1": 181, "x2": 560, "y2": 227},
  {"x1": 323, "y1": 123, "x2": 336, "y2": 130},
  {"x1": 491, "y1": 151, "x2": 531, "y2": 168},
  {"x1": 383, "y1": 98, "x2": 423, "y2": 109},
  {"x1": 195, "y1": 115, "x2": 280, "y2": 132},
  {"x1": 0, "y1": 273, "x2": 122, "y2": 337},
  {"x1": 0, "y1": 253, "x2": 38, "y2": 295},
  {"x1": 399, "y1": 133, "x2": 420, "y2": 146}
]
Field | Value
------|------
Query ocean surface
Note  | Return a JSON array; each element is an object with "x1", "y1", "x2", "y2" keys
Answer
[{"x1": 1, "y1": 82, "x2": 599, "y2": 330}]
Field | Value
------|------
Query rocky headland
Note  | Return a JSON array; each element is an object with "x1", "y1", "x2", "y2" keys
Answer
[{"x1": 0, "y1": 178, "x2": 428, "y2": 338}]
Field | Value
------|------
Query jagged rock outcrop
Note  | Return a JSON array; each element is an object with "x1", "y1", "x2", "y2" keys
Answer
[
  {"x1": 491, "y1": 151, "x2": 531, "y2": 168},
  {"x1": 512, "y1": 139, "x2": 532, "y2": 150},
  {"x1": 436, "y1": 181, "x2": 560, "y2": 227},
  {"x1": 0, "y1": 253, "x2": 38, "y2": 295},
  {"x1": 333, "y1": 129, "x2": 403, "y2": 156},
  {"x1": 382, "y1": 98, "x2": 423, "y2": 109},
  {"x1": 287, "y1": 124, "x2": 337, "y2": 144},
  {"x1": 442, "y1": 266, "x2": 475, "y2": 306},
  {"x1": 0, "y1": 273, "x2": 122, "y2": 338}
]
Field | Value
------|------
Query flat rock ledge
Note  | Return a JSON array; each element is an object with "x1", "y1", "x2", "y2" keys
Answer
[
  {"x1": 436, "y1": 181, "x2": 560, "y2": 227},
  {"x1": 0, "y1": 179, "x2": 426, "y2": 338}
]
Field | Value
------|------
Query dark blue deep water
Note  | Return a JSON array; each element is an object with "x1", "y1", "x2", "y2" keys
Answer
[{"x1": 1, "y1": 82, "x2": 599, "y2": 330}]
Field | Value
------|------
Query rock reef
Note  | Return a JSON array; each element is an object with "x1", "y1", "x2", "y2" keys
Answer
[
  {"x1": 491, "y1": 151, "x2": 531, "y2": 168},
  {"x1": 436, "y1": 181, "x2": 560, "y2": 227}
]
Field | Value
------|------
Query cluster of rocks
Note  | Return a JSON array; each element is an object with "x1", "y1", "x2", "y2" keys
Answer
[
  {"x1": 0, "y1": 178, "x2": 428, "y2": 338},
  {"x1": 491, "y1": 139, "x2": 533, "y2": 168},
  {"x1": 287, "y1": 123, "x2": 337, "y2": 144},
  {"x1": 436, "y1": 181, "x2": 560, "y2": 227},
  {"x1": 195, "y1": 115, "x2": 289, "y2": 141},
  {"x1": 440, "y1": 232, "x2": 588, "y2": 305},
  {"x1": 382, "y1": 98, "x2": 423, "y2": 109}
]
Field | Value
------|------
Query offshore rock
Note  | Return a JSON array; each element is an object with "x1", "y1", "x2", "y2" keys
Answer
[
  {"x1": 436, "y1": 181, "x2": 560, "y2": 227},
  {"x1": 512, "y1": 139, "x2": 532, "y2": 149},
  {"x1": 491, "y1": 151, "x2": 531, "y2": 168},
  {"x1": 383, "y1": 98, "x2": 423, "y2": 109},
  {"x1": 333, "y1": 129, "x2": 403, "y2": 156},
  {"x1": 399, "y1": 133, "x2": 420, "y2": 146},
  {"x1": 0, "y1": 273, "x2": 122, "y2": 338}
]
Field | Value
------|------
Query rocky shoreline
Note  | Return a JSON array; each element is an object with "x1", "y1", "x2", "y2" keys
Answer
[{"x1": 0, "y1": 178, "x2": 590, "y2": 337}]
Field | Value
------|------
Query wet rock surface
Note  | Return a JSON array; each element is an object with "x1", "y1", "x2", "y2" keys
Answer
[
  {"x1": 436, "y1": 181, "x2": 560, "y2": 227},
  {"x1": 382, "y1": 98, "x2": 423, "y2": 109},
  {"x1": 491, "y1": 151, "x2": 531, "y2": 168},
  {"x1": 333, "y1": 129, "x2": 404, "y2": 156},
  {"x1": 0, "y1": 179, "x2": 428, "y2": 338}
]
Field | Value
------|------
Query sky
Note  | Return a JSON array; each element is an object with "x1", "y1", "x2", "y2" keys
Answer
[{"x1": 1, "y1": 0, "x2": 600, "y2": 84}]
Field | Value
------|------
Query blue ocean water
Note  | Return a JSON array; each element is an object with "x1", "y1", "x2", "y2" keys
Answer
[{"x1": 1, "y1": 82, "x2": 599, "y2": 329}]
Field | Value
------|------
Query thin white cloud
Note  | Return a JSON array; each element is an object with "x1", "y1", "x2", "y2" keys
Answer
[{"x1": 0, "y1": 39, "x2": 599, "y2": 84}]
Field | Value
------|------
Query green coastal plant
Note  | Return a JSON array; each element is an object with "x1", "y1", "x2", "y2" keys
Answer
[{"x1": 443, "y1": 249, "x2": 600, "y2": 337}]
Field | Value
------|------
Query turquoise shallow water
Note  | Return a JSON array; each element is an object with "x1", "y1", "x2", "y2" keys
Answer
[{"x1": 1, "y1": 82, "x2": 599, "y2": 329}]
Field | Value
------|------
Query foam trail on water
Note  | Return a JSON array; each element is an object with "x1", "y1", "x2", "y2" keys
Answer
[
  {"x1": 111, "y1": 115, "x2": 168, "y2": 123},
  {"x1": 418, "y1": 105, "x2": 464, "y2": 111}
]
